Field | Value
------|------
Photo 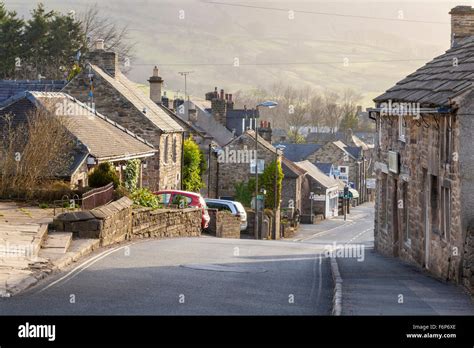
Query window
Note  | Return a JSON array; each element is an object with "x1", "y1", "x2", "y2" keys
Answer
[
  {"x1": 430, "y1": 175, "x2": 439, "y2": 233},
  {"x1": 441, "y1": 186, "x2": 451, "y2": 240},
  {"x1": 440, "y1": 116, "x2": 453, "y2": 165},
  {"x1": 398, "y1": 115, "x2": 406, "y2": 141},
  {"x1": 163, "y1": 136, "x2": 169, "y2": 163},
  {"x1": 402, "y1": 182, "x2": 410, "y2": 243},
  {"x1": 338, "y1": 166, "x2": 349, "y2": 183},
  {"x1": 172, "y1": 135, "x2": 178, "y2": 163}
]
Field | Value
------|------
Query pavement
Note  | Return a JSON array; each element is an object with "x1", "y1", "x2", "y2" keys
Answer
[{"x1": 292, "y1": 203, "x2": 474, "y2": 315}]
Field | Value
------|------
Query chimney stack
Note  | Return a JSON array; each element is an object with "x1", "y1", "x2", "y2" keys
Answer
[
  {"x1": 450, "y1": 6, "x2": 474, "y2": 46},
  {"x1": 86, "y1": 39, "x2": 119, "y2": 77},
  {"x1": 257, "y1": 119, "x2": 273, "y2": 143},
  {"x1": 148, "y1": 66, "x2": 164, "y2": 105},
  {"x1": 210, "y1": 87, "x2": 228, "y2": 127}
]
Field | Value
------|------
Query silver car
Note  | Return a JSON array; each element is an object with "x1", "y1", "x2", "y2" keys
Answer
[{"x1": 204, "y1": 199, "x2": 248, "y2": 231}]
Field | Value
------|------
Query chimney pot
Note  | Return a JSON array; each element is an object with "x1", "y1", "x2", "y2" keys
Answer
[
  {"x1": 229, "y1": 94, "x2": 233, "y2": 102},
  {"x1": 220, "y1": 89, "x2": 224, "y2": 100},
  {"x1": 153, "y1": 66, "x2": 159, "y2": 77},
  {"x1": 225, "y1": 93, "x2": 229, "y2": 101}
]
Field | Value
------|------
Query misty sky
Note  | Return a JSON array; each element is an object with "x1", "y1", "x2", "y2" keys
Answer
[{"x1": 3, "y1": 0, "x2": 468, "y2": 105}]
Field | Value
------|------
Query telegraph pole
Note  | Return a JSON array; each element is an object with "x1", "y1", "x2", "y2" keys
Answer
[{"x1": 178, "y1": 71, "x2": 194, "y2": 101}]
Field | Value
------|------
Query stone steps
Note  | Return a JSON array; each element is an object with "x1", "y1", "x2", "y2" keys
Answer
[{"x1": 41, "y1": 232, "x2": 73, "y2": 254}]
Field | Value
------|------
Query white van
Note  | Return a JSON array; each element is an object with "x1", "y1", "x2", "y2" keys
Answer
[{"x1": 204, "y1": 199, "x2": 248, "y2": 231}]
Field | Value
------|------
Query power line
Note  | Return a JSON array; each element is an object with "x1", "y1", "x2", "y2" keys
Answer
[
  {"x1": 131, "y1": 58, "x2": 432, "y2": 67},
  {"x1": 203, "y1": 1, "x2": 449, "y2": 25}
]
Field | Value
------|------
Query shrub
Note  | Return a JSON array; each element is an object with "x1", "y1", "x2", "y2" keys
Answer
[
  {"x1": 234, "y1": 178, "x2": 255, "y2": 208},
  {"x1": 182, "y1": 138, "x2": 205, "y2": 192},
  {"x1": 131, "y1": 188, "x2": 161, "y2": 209},
  {"x1": 261, "y1": 159, "x2": 284, "y2": 209},
  {"x1": 124, "y1": 159, "x2": 140, "y2": 192},
  {"x1": 88, "y1": 162, "x2": 119, "y2": 188}
]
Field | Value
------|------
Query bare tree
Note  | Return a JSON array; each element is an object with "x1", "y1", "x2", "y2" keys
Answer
[
  {"x1": 79, "y1": 4, "x2": 135, "y2": 73},
  {"x1": 0, "y1": 104, "x2": 74, "y2": 198}
]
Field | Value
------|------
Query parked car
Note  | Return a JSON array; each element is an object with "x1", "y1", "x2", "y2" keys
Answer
[
  {"x1": 205, "y1": 198, "x2": 248, "y2": 231},
  {"x1": 154, "y1": 190, "x2": 210, "y2": 229}
]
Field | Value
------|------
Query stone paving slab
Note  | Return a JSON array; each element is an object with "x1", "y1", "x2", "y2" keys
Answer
[{"x1": 338, "y1": 249, "x2": 474, "y2": 315}]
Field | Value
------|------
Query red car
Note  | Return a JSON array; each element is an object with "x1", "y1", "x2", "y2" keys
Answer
[{"x1": 154, "y1": 190, "x2": 210, "y2": 229}]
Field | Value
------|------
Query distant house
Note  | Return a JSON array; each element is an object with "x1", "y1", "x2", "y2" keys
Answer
[
  {"x1": 215, "y1": 130, "x2": 280, "y2": 200},
  {"x1": 63, "y1": 40, "x2": 184, "y2": 191},
  {"x1": 281, "y1": 157, "x2": 306, "y2": 212},
  {"x1": 0, "y1": 92, "x2": 156, "y2": 188},
  {"x1": 311, "y1": 140, "x2": 368, "y2": 201},
  {"x1": 295, "y1": 160, "x2": 339, "y2": 219}
]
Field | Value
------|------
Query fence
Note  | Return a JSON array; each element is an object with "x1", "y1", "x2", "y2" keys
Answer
[{"x1": 82, "y1": 183, "x2": 114, "y2": 210}]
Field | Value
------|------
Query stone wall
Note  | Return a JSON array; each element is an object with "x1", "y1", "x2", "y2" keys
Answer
[
  {"x1": 206, "y1": 209, "x2": 241, "y2": 239},
  {"x1": 53, "y1": 197, "x2": 133, "y2": 246},
  {"x1": 131, "y1": 207, "x2": 202, "y2": 238},
  {"x1": 374, "y1": 113, "x2": 463, "y2": 284},
  {"x1": 462, "y1": 221, "x2": 474, "y2": 294}
]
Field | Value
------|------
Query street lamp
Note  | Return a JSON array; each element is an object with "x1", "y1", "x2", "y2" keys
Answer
[{"x1": 254, "y1": 100, "x2": 278, "y2": 240}]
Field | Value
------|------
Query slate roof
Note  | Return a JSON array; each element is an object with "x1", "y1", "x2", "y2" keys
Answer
[
  {"x1": 234, "y1": 130, "x2": 277, "y2": 152},
  {"x1": 0, "y1": 92, "x2": 156, "y2": 166},
  {"x1": 295, "y1": 160, "x2": 338, "y2": 189},
  {"x1": 274, "y1": 143, "x2": 322, "y2": 162},
  {"x1": 313, "y1": 162, "x2": 333, "y2": 175},
  {"x1": 306, "y1": 132, "x2": 345, "y2": 144},
  {"x1": 226, "y1": 109, "x2": 259, "y2": 136},
  {"x1": 282, "y1": 157, "x2": 306, "y2": 178},
  {"x1": 0, "y1": 80, "x2": 66, "y2": 105},
  {"x1": 333, "y1": 141, "x2": 362, "y2": 160},
  {"x1": 90, "y1": 64, "x2": 183, "y2": 133},
  {"x1": 374, "y1": 36, "x2": 474, "y2": 106}
]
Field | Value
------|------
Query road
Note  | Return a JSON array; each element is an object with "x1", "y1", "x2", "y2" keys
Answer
[{"x1": 0, "y1": 204, "x2": 375, "y2": 315}]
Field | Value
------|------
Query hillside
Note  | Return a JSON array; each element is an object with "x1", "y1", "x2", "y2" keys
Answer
[{"x1": 4, "y1": 0, "x2": 453, "y2": 105}]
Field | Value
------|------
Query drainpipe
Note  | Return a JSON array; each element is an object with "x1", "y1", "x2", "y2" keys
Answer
[{"x1": 180, "y1": 132, "x2": 184, "y2": 189}]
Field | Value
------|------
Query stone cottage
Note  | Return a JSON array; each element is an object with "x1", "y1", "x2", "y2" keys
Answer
[
  {"x1": 295, "y1": 160, "x2": 339, "y2": 219},
  {"x1": 281, "y1": 157, "x2": 306, "y2": 212},
  {"x1": 0, "y1": 92, "x2": 156, "y2": 188},
  {"x1": 310, "y1": 140, "x2": 368, "y2": 202},
  {"x1": 215, "y1": 130, "x2": 281, "y2": 200},
  {"x1": 371, "y1": 5, "x2": 474, "y2": 293},
  {"x1": 63, "y1": 40, "x2": 184, "y2": 191}
]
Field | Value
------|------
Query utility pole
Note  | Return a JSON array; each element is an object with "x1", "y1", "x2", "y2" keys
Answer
[{"x1": 178, "y1": 71, "x2": 194, "y2": 101}]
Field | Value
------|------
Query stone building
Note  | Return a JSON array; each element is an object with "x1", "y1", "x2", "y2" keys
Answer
[
  {"x1": 63, "y1": 40, "x2": 184, "y2": 191},
  {"x1": 295, "y1": 161, "x2": 339, "y2": 219},
  {"x1": 281, "y1": 157, "x2": 306, "y2": 212},
  {"x1": 0, "y1": 92, "x2": 156, "y2": 188},
  {"x1": 310, "y1": 141, "x2": 368, "y2": 201},
  {"x1": 371, "y1": 5, "x2": 474, "y2": 293},
  {"x1": 215, "y1": 130, "x2": 281, "y2": 200}
]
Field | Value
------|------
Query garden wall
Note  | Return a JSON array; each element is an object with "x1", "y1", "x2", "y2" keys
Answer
[{"x1": 206, "y1": 209, "x2": 241, "y2": 239}]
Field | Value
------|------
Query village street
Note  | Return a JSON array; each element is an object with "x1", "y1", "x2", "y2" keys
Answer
[{"x1": 1, "y1": 203, "x2": 473, "y2": 315}]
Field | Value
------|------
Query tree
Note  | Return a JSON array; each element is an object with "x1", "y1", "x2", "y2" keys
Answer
[
  {"x1": 79, "y1": 4, "x2": 135, "y2": 72},
  {"x1": 0, "y1": 3, "x2": 24, "y2": 78},
  {"x1": 0, "y1": 104, "x2": 75, "y2": 197},
  {"x1": 182, "y1": 138, "x2": 205, "y2": 192},
  {"x1": 261, "y1": 159, "x2": 284, "y2": 209},
  {"x1": 339, "y1": 88, "x2": 363, "y2": 131}
]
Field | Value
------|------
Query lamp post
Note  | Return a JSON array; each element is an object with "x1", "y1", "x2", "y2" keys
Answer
[
  {"x1": 274, "y1": 145, "x2": 285, "y2": 239},
  {"x1": 254, "y1": 101, "x2": 278, "y2": 240}
]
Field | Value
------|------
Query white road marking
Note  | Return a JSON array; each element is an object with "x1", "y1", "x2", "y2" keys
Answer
[
  {"x1": 300, "y1": 220, "x2": 353, "y2": 242},
  {"x1": 37, "y1": 242, "x2": 140, "y2": 293}
]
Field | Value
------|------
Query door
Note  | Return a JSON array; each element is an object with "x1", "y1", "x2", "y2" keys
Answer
[{"x1": 392, "y1": 179, "x2": 399, "y2": 257}]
